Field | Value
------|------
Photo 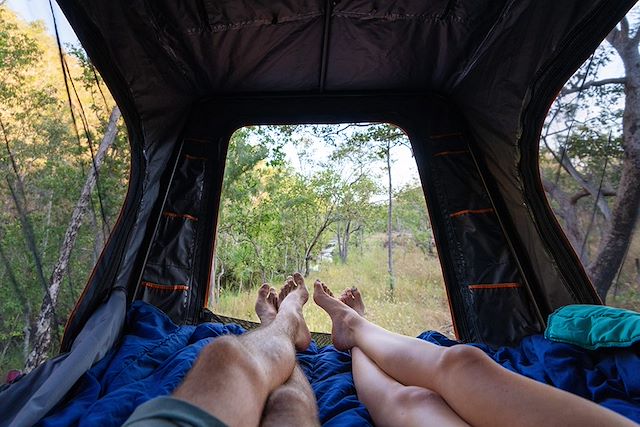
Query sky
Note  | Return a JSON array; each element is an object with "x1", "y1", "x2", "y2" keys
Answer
[{"x1": 7, "y1": 0, "x2": 79, "y2": 46}]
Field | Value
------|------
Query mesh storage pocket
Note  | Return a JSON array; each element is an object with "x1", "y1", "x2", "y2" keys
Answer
[
  {"x1": 164, "y1": 156, "x2": 205, "y2": 215},
  {"x1": 467, "y1": 284, "x2": 540, "y2": 345},
  {"x1": 140, "y1": 279, "x2": 190, "y2": 322},
  {"x1": 141, "y1": 214, "x2": 198, "y2": 322},
  {"x1": 147, "y1": 215, "x2": 198, "y2": 270}
]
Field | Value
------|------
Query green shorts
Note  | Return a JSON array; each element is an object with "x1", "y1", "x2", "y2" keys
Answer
[{"x1": 123, "y1": 396, "x2": 228, "y2": 427}]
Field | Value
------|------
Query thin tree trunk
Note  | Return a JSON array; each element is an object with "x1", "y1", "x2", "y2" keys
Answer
[
  {"x1": 23, "y1": 311, "x2": 31, "y2": 362},
  {"x1": 336, "y1": 224, "x2": 343, "y2": 262},
  {"x1": 41, "y1": 191, "x2": 54, "y2": 261},
  {"x1": 0, "y1": 241, "x2": 32, "y2": 363},
  {"x1": 25, "y1": 107, "x2": 121, "y2": 372},
  {"x1": 542, "y1": 177, "x2": 586, "y2": 261},
  {"x1": 0, "y1": 314, "x2": 20, "y2": 368},
  {"x1": 303, "y1": 206, "x2": 335, "y2": 277},
  {"x1": 386, "y1": 142, "x2": 395, "y2": 293},
  {"x1": 2, "y1": 119, "x2": 59, "y2": 348},
  {"x1": 341, "y1": 220, "x2": 351, "y2": 263},
  {"x1": 88, "y1": 199, "x2": 104, "y2": 265},
  {"x1": 216, "y1": 260, "x2": 224, "y2": 303}
]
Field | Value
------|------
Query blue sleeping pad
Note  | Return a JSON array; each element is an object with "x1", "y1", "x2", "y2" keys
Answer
[{"x1": 38, "y1": 302, "x2": 640, "y2": 426}]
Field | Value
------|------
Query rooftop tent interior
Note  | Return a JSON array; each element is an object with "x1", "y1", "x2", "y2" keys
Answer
[{"x1": 53, "y1": 0, "x2": 636, "y2": 353}]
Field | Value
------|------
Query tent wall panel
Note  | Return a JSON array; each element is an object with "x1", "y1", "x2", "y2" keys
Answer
[
  {"x1": 135, "y1": 139, "x2": 213, "y2": 324},
  {"x1": 410, "y1": 104, "x2": 542, "y2": 346},
  {"x1": 124, "y1": 94, "x2": 542, "y2": 346},
  {"x1": 53, "y1": 0, "x2": 636, "y2": 351}
]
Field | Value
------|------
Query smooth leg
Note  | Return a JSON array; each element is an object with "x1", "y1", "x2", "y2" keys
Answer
[
  {"x1": 314, "y1": 281, "x2": 636, "y2": 427},
  {"x1": 352, "y1": 347, "x2": 468, "y2": 427}
]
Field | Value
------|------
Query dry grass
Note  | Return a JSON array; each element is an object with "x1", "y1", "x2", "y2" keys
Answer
[{"x1": 212, "y1": 235, "x2": 454, "y2": 338}]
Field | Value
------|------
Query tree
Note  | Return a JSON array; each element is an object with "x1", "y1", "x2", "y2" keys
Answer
[
  {"x1": 0, "y1": 7, "x2": 128, "y2": 371},
  {"x1": 333, "y1": 174, "x2": 378, "y2": 263},
  {"x1": 394, "y1": 184, "x2": 434, "y2": 255},
  {"x1": 25, "y1": 107, "x2": 121, "y2": 371},
  {"x1": 541, "y1": 15, "x2": 640, "y2": 301},
  {"x1": 331, "y1": 124, "x2": 409, "y2": 294}
]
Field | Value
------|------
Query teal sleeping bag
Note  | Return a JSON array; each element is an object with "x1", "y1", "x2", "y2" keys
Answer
[{"x1": 545, "y1": 304, "x2": 640, "y2": 350}]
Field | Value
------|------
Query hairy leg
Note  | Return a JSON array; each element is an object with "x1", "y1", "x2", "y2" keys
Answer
[
  {"x1": 172, "y1": 273, "x2": 311, "y2": 427},
  {"x1": 314, "y1": 281, "x2": 635, "y2": 427},
  {"x1": 256, "y1": 276, "x2": 319, "y2": 427},
  {"x1": 260, "y1": 365, "x2": 319, "y2": 427}
]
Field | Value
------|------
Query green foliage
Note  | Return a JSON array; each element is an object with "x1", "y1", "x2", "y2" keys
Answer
[
  {"x1": 215, "y1": 130, "x2": 346, "y2": 288},
  {"x1": 215, "y1": 234, "x2": 451, "y2": 337},
  {"x1": 0, "y1": 6, "x2": 128, "y2": 370},
  {"x1": 212, "y1": 124, "x2": 433, "y2": 302},
  {"x1": 393, "y1": 184, "x2": 433, "y2": 255}
]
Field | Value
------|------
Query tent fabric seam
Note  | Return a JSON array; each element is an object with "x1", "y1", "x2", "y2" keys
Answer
[
  {"x1": 182, "y1": 11, "x2": 323, "y2": 34},
  {"x1": 468, "y1": 283, "x2": 521, "y2": 290},
  {"x1": 333, "y1": 11, "x2": 464, "y2": 23}
]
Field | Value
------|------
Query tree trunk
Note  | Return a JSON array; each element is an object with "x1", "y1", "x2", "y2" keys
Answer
[
  {"x1": 41, "y1": 191, "x2": 54, "y2": 260},
  {"x1": 88, "y1": 199, "x2": 104, "y2": 265},
  {"x1": 542, "y1": 177, "x2": 586, "y2": 261},
  {"x1": 341, "y1": 220, "x2": 351, "y2": 263},
  {"x1": 336, "y1": 224, "x2": 343, "y2": 261},
  {"x1": 589, "y1": 22, "x2": 640, "y2": 301},
  {"x1": 386, "y1": 142, "x2": 395, "y2": 293},
  {"x1": 216, "y1": 259, "x2": 224, "y2": 303},
  {"x1": 303, "y1": 207, "x2": 335, "y2": 277},
  {"x1": 25, "y1": 107, "x2": 121, "y2": 372},
  {"x1": 0, "y1": 241, "x2": 32, "y2": 364}
]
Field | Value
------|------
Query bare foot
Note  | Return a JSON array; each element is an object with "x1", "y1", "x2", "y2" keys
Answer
[
  {"x1": 313, "y1": 280, "x2": 361, "y2": 351},
  {"x1": 339, "y1": 287, "x2": 365, "y2": 317},
  {"x1": 278, "y1": 272, "x2": 311, "y2": 351},
  {"x1": 278, "y1": 276, "x2": 296, "y2": 306},
  {"x1": 255, "y1": 283, "x2": 279, "y2": 325}
]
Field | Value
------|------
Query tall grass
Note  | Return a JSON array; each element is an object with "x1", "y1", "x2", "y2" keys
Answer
[{"x1": 212, "y1": 235, "x2": 454, "y2": 338}]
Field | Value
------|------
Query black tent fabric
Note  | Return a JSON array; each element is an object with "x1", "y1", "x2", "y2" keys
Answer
[
  {"x1": 50, "y1": 1, "x2": 634, "y2": 348},
  {"x1": 2, "y1": 1, "x2": 638, "y2": 424}
]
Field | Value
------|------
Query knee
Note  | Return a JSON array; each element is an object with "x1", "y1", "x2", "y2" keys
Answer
[
  {"x1": 267, "y1": 385, "x2": 317, "y2": 412},
  {"x1": 389, "y1": 386, "x2": 442, "y2": 410},
  {"x1": 200, "y1": 335, "x2": 245, "y2": 362},
  {"x1": 438, "y1": 344, "x2": 487, "y2": 372},
  {"x1": 199, "y1": 336, "x2": 266, "y2": 385}
]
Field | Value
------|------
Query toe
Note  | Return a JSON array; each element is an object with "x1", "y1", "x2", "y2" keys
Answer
[
  {"x1": 313, "y1": 280, "x2": 326, "y2": 299},
  {"x1": 258, "y1": 283, "x2": 270, "y2": 298},
  {"x1": 293, "y1": 272, "x2": 305, "y2": 287},
  {"x1": 322, "y1": 283, "x2": 333, "y2": 297}
]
